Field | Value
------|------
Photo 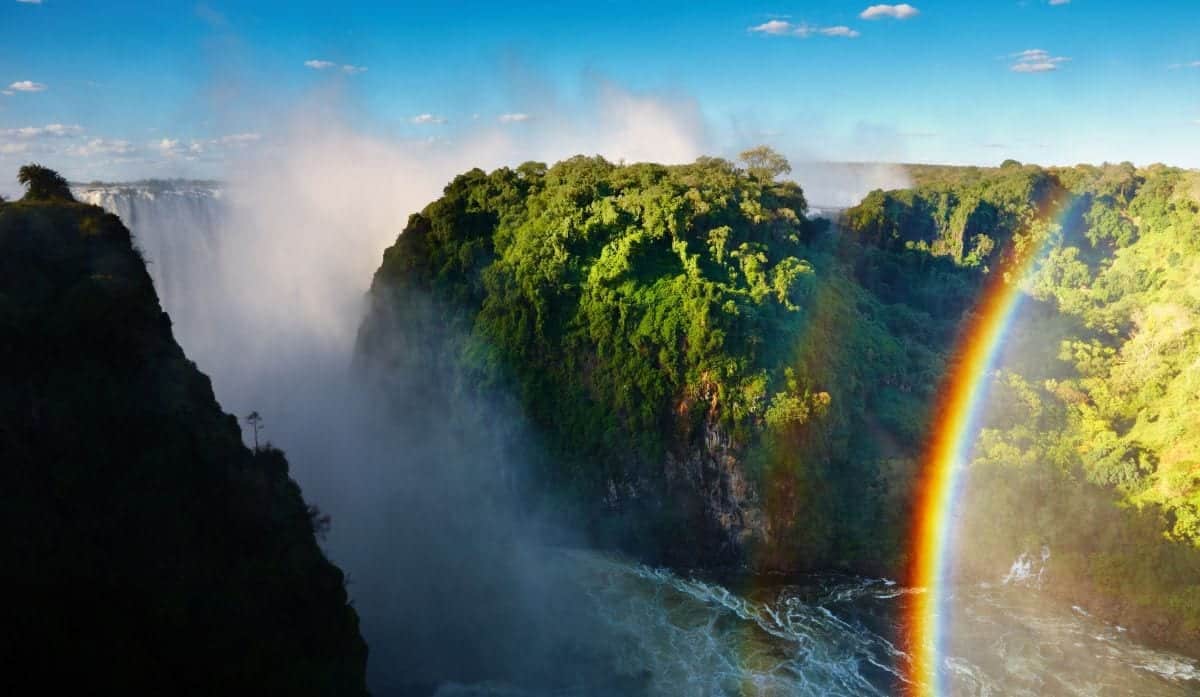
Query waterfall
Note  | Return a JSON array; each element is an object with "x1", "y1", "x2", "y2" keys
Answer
[{"x1": 74, "y1": 181, "x2": 227, "y2": 354}]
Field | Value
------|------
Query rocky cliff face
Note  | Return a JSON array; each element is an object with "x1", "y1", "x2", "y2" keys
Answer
[
  {"x1": 0, "y1": 188, "x2": 368, "y2": 695},
  {"x1": 662, "y1": 417, "x2": 767, "y2": 565}
]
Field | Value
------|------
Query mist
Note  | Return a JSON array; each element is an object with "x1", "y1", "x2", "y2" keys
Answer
[
  {"x1": 788, "y1": 161, "x2": 911, "y2": 210},
  {"x1": 92, "y1": 82, "x2": 722, "y2": 694},
  {"x1": 71, "y1": 75, "x2": 929, "y2": 693}
]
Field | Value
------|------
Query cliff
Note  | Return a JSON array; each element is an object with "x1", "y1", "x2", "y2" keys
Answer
[
  {"x1": 0, "y1": 170, "x2": 368, "y2": 695},
  {"x1": 354, "y1": 154, "x2": 963, "y2": 574}
]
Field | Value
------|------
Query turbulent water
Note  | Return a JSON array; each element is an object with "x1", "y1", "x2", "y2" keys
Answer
[
  {"x1": 412, "y1": 547, "x2": 1199, "y2": 696},
  {"x1": 563, "y1": 551, "x2": 1199, "y2": 697},
  {"x1": 78, "y1": 181, "x2": 1200, "y2": 697}
]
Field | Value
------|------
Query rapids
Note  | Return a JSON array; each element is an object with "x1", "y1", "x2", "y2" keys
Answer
[
  {"x1": 419, "y1": 548, "x2": 1200, "y2": 696},
  {"x1": 549, "y1": 550, "x2": 1200, "y2": 696}
]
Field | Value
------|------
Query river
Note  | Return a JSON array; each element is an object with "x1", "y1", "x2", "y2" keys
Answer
[{"x1": 424, "y1": 549, "x2": 1198, "y2": 696}]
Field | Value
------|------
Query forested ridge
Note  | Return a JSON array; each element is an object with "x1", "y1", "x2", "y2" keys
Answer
[
  {"x1": 360, "y1": 152, "x2": 1200, "y2": 655},
  {"x1": 0, "y1": 166, "x2": 368, "y2": 695},
  {"x1": 356, "y1": 151, "x2": 1012, "y2": 573},
  {"x1": 357, "y1": 153, "x2": 952, "y2": 573}
]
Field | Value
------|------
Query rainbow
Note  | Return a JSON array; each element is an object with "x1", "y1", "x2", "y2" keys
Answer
[{"x1": 905, "y1": 191, "x2": 1079, "y2": 695}]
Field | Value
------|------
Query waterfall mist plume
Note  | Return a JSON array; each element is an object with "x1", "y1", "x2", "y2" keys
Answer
[
  {"x1": 788, "y1": 161, "x2": 912, "y2": 210},
  {"x1": 79, "y1": 83, "x2": 716, "y2": 693}
]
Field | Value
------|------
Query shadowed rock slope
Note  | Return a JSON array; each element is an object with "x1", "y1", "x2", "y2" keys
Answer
[{"x1": 0, "y1": 178, "x2": 368, "y2": 695}]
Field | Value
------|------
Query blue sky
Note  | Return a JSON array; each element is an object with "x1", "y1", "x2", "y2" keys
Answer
[{"x1": 1, "y1": 0, "x2": 1198, "y2": 187}]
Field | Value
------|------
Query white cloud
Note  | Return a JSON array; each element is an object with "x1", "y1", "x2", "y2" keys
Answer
[
  {"x1": 0, "y1": 126, "x2": 262, "y2": 174},
  {"x1": 66, "y1": 138, "x2": 135, "y2": 157},
  {"x1": 3, "y1": 124, "x2": 83, "y2": 138},
  {"x1": 39, "y1": 123, "x2": 82, "y2": 137},
  {"x1": 155, "y1": 132, "x2": 262, "y2": 157},
  {"x1": 1049, "y1": 0, "x2": 1070, "y2": 5},
  {"x1": 305, "y1": 60, "x2": 367, "y2": 75},
  {"x1": 216, "y1": 132, "x2": 261, "y2": 145},
  {"x1": 1014, "y1": 49, "x2": 1050, "y2": 60},
  {"x1": 749, "y1": 19, "x2": 860, "y2": 38},
  {"x1": 1, "y1": 90, "x2": 12, "y2": 96},
  {"x1": 16, "y1": 0, "x2": 44, "y2": 4},
  {"x1": 820, "y1": 26, "x2": 861, "y2": 38},
  {"x1": 1169, "y1": 61, "x2": 1200, "y2": 69},
  {"x1": 0, "y1": 124, "x2": 85, "y2": 163},
  {"x1": 860, "y1": 4, "x2": 920, "y2": 20},
  {"x1": 154, "y1": 138, "x2": 197, "y2": 160},
  {"x1": 8, "y1": 80, "x2": 47, "y2": 92},
  {"x1": 498, "y1": 113, "x2": 532, "y2": 123},
  {"x1": 1011, "y1": 62, "x2": 1061, "y2": 73},
  {"x1": 749, "y1": 19, "x2": 793, "y2": 35},
  {"x1": 1011, "y1": 48, "x2": 1070, "y2": 73},
  {"x1": 410, "y1": 113, "x2": 447, "y2": 125}
]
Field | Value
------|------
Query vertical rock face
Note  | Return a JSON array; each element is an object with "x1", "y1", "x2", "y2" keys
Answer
[
  {"x1": 0, "y1": 193, "x2": 368, "y2": 694},
  {"x1": 662, "y1": 417, "x2": 767, "y2": 567}
]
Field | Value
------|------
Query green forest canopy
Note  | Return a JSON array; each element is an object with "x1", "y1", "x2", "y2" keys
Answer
[{"x1": 360, "y1": 150, "x2": 1200, "y2": 652}]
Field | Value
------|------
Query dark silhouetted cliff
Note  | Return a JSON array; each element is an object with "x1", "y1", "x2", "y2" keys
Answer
[{"x1": 0, "y1": 172, "x2": 368, "y2": 695}]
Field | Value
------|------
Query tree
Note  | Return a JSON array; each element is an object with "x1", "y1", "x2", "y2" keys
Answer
[
  {"x1": 244, "y1": 411, "x2": 263, "y2": 451},
  {"x1": 17, "y1": 163, "x2": 74, "y2": 202},
  {"x1": 739, "y1": 146, "x2": 792, "y2": 181}
]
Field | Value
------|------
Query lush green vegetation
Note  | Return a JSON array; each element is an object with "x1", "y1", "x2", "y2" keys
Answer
[
  {"x1": 843, "y1": 159, "x2": 1200, "y2": 652},
  {"x1": 358, "y1": 151, "x2": 998, "y2": 571},
  {"x1": 362, "y1": 151, "x2": 1200, "y2": 654},
  {"x1": 0, "y1": 170, "x2": 367, "y2": 694},
  {"x1": 948, "y1": 163, "x2": 1200, "y2": 652},
  {"x1": 17, "y1": 162, "x2": 74, "y2": 202}
]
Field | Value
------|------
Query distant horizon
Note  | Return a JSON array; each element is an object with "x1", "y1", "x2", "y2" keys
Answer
[
  {"x1": 59, "y1": 154, "x2": 1200, "y2": 185},
  {"x1": 6, "y1": 155, "x2": 1189, "y2": 203}
]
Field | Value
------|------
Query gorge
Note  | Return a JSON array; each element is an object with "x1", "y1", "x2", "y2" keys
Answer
[{"x1": 43, "y1": 154, "x2": 1200, "y2": 695}]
